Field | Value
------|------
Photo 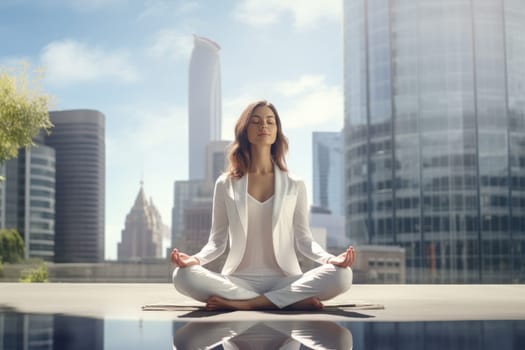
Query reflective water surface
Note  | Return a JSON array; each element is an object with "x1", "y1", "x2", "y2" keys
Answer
[{"x1": 0, "y1": 312, "x2": 524, "y2": 349}]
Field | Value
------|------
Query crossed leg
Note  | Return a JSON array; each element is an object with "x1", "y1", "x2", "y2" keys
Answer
[
  {"x1": 173, "y1": 264, "x2": 353, "y2": 311},
  {"x1": 205, "y1": 295, "x2": 324, "y2": 311}
]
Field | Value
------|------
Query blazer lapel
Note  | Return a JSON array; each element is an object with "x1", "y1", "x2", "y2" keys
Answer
[
  {"x1": 231, "y1": 165, "x2": 287, "y2": 238},
  {"x1": 232, "y1": 175, "x2": 248, "y2": 237},
  {"x1": 272, "y1": 165, "x2": 287, "y2": 233}
]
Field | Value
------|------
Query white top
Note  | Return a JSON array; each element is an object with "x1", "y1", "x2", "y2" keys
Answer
[
  {"x1": 233, "y1": 193, "x2": 284, "y2": 276},
  {"x1": 193, "y1": 167, "x2": 335, "y2": 276}
]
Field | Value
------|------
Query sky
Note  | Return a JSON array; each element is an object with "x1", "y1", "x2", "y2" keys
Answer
[{"x1": 0, "y1": 0, "x2": 344, "y2": 260}]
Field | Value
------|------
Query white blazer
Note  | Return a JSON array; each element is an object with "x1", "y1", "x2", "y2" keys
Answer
[{"x1": 194, "y1": 165, "x2": 334, "y2": 276}]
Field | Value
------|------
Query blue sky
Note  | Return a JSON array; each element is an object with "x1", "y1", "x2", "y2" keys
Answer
[{"x1": 1, "y1": 0, "x2": 344, "y2": 260}]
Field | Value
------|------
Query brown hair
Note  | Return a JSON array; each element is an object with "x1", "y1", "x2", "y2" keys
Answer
[{"x1": 227, "y1": 100, "x2": 288, "y2": 178}]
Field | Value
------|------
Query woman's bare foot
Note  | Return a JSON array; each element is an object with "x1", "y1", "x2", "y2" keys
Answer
[
  {"x1": 206, "y1": 296, "x2": 249, "y2": 310},
  {"x1": 285, "y1": 297, "x2": 324, "y2": 311}
]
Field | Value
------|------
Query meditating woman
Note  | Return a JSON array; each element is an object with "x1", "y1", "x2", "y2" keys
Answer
[{"x1": 171, "y1": 100, "x2": 355, "y2": 311}]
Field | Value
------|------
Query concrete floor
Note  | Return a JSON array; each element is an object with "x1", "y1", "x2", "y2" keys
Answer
[{"x1": 1, "y1": 283, "x2": 524, "y2": 322}]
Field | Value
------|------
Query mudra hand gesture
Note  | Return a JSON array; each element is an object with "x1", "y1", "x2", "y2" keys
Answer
[
  {"x1": 171, "y1": 248, "x2": 200, "y2": 268},
  {"x1": 328, "y1": 246, "x2": 356, "y2": 268}
]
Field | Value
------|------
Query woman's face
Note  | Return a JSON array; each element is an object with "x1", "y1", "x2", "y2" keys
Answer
[{"x1": 246, "y1": 105, "x2": 278, "y2": 147}]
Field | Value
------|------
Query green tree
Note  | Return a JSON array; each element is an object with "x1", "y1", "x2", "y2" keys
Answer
[
  {"x1": 0, "y1": 228, "x2": 25, "y2": 263},
  {"x1": 0, "y1": 63, "x2": 53, "y2": 179}
]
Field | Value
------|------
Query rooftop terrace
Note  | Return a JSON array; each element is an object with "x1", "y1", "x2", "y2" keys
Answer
[{"x1": 1, "y1": 283, "x2": 524, "y2": 349}]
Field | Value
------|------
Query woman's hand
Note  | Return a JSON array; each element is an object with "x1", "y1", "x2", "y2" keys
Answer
[
  {"x1": 171, "y1": 248, "x2": 200, "y2": 268},
  {"x1": 328, "y1": 246, "x2": 356, "y2": 268}
]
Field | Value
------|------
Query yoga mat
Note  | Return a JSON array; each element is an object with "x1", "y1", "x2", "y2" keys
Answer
[{"x1": 142, "y1": 301, "x2": 384, "y2": 311}]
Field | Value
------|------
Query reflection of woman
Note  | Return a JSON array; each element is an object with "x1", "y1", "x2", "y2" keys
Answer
[
  {"x1": 171, "y1": 100, "x2": 355, "y2": 311},
  {"x1": 173, "y1": 321, "x2": 353, "y2": 350}
]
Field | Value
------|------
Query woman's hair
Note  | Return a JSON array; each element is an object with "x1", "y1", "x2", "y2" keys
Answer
[{"x1": 227, "y1": 100, "x2": 288, "y2": 178}]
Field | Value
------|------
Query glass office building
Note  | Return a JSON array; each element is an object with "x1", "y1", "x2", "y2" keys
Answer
[
  {"x1": 24, "y1": 146, "x2": 56, "y2": 260},
  {"x1": 188, "y1": 35, "x2": 222, "y2": 181},
  {"x1": 0, "y1": 138, "x2": 56, "y2": 261},
  {"x1": 344, "y1": 0, "x2": 525, "y2": 282},
  {"x1": 313, "y1": 131, "x2": 345, "y2": 216},
  {"x1": 47, "y1": 109, "x2": 105, "y2": 263}
]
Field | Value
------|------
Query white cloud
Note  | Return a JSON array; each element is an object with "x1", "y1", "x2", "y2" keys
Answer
[
  {"x1": 279, "y1": 86, "x2": 343, "y2": 129},
  {"x1": 148, "y1": 29, "x2": 193, "y2": 60},
  {"x1": 232, "y1": 0, "x2": 342, "y2": 31},
  {"x1": 134, "y1": 106, "x2": 187, "y2": 150},
  {"x1": 40, "y1": 39, "x2": 139, "y2": 85},
  {"x1": 107, "y1": 104, "x2": 188, "y2": 181},
  {"x1": 276, "y1": 75, "x2": 343, "y2": 129},
  {"x1": 275, "y1": 75, "x2": 326, "y2": 96},
  {"x1": 223, "y1": 74, "x2": 343, "y2": 132}
]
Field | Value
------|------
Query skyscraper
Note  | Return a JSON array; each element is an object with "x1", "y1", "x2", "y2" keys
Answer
[
  {"x1": 171, "y1": 140, "x2": 230, "y2": 255},
  {"x1": 0, "y1": 132, "x2": 56, "y2": 261},
  {"x1": 117, "y1": 184, "x2": 164, "y2": 260},
  {"x1": 188, "y1": 34, "x2": 222, "y2": 180},
  {"x1": 206, "y1": 140, "x2": 230, "y2": 184},
  {"x1": 344, "y1": 0, "x2": 525, "y2": 283},
  {"x1": 47, "y1": 109, "x2": 105, "y2": 263},
  {"x1": 313, "y1": 131, "x2": 344, "y2": 216}
]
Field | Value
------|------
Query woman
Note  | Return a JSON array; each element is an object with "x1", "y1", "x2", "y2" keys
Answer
[{"x1": 171, "y1": 100, "x2": 355, "y2": 311}]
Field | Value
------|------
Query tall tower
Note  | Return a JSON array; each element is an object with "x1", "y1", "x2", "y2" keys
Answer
[
  {"x1": 344, "y1": 0, "x2": 525, "y2": 283},
  {"x1": 117, "y1": 184, "x2": 163, "y2": 260},
  {"x1": 312, "y1": 131, "x2": 344, "y2": 216},
  {"x1": 188, "y1": 34, "x2": 222, "y2": 180},
  {"x1": 206, "y1": 140, "x2": 230, "y2": 184},
  {"x1": 47, "y1": 109, "x2": 105, "y2": 263},
  {"x1": 0, "y1": 131, "x2": 56, "y2": 261}
]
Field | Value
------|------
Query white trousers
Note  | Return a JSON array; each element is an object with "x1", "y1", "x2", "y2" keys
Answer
[{"x1": 172, "y1": 264, "x2": 353, "y2": 309}]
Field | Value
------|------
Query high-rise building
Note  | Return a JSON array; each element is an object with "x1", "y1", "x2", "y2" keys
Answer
[
  {"x1": 206, "y1": 140, "x2": 230, "y2": 184},
  {"x1": 344, "y1": 0, "x2": 525, "y2": 283},
  {"x1": 313, "y1": 131, "x2": 344, "y2": 216},
  {"x1": 171, "y1": 140, "x2": 230, "y2": 255},
  {"x1": 188, "y1": 34, "x2": 222, "y2": 180},
  {"x1": 117, "y1": 184, "x2": 164, "y2": 260},
  {"x1": 0, "y1": 132, "x2": 56, "y2": 261},
  {"x1": 170, "y1": 180, "x2": 209, "y2": 251},
  {"x1": 47, "y1": 109, "x2": 105, "y2": 263},
  {"x1": 310, "y1": 206, "x2": 347, "y2": 250}
]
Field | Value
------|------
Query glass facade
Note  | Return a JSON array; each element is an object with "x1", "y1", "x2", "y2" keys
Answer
[
  {"x1": 47, "y1": 110, "x2": 105, "y2": 263},
  {"x1": 344, "y1": 0, "x2": 525, "y2": 283},
  {"x1": 171, "y1": 180, "x2": 211, "y2": 247},
  {"x1": 313, "y1": 132, "x2": 345, "y2": 216},
  {"x1": 0, "y1": 144, "x2": 56, "y2": 261},
  {"x1": 26, "y1": 146, "x2": 56, "y2": 260},
  {"x1": 188, "y1": 35, "x2": 222, "y2": 181}
]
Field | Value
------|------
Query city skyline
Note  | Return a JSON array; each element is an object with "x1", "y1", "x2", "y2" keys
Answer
[{"x1": 0, "y1": 1, "x2": 344, "y2": 260}]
